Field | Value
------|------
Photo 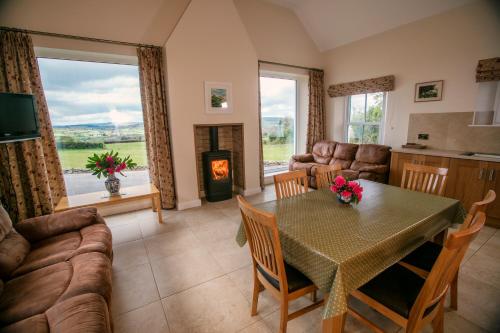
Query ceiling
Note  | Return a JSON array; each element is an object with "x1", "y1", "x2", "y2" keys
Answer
[
  {"x1": 0, "y1": 0, "x2": 191, "y2": 45},
  {"x1": 265, "y1": 0, "x2": 477, "y2": 51}
]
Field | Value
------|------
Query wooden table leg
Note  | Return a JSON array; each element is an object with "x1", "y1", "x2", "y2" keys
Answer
[
  {"x1": 322, "y1": 294, "x2": 346, "y2": 333},
  {"x1": 155, "y1": 194, "x2": 163, "y2": 224}
]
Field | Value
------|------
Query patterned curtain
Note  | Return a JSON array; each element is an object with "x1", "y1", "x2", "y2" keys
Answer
[
  {"x1": 306, "y1": 69, "x2": 326, "y2": 153},
  {"x1": 0, "y1": 31, "x2": 66, "y2": 222},
  {"x1": 327, "y1": 75, "x2": 395, "y2": 97},
  {"x1": 257, "y1": 62, "x2": 264, "y2": 189},
  {"x1": 476, "y1": 57, "x2": 500, "y2": 82},
  {"x1": 137, "y1": 47, "x2": 176, "y2": 209}
]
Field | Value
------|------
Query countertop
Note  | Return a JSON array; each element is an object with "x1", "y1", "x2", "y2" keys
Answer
[{"x1": 391, "y1": 147, "x2": 500, "y2": 163}]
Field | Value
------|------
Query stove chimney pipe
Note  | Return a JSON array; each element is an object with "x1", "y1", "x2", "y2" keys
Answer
[{"x1": 209, "y1": 126, "x2": 219, "y2": 151}]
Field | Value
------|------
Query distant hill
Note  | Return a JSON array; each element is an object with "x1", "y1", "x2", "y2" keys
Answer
[
  {"x1": 262, "y1": 117, "x2": 285, "y2": 131},
  {"x1": 53, "y1": 122, "x2": 143, "y2": 129}
]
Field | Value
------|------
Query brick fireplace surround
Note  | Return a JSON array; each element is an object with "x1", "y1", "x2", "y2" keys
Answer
[{"x1": 194, "y1": 124, "x2": 245, "y2": 198}]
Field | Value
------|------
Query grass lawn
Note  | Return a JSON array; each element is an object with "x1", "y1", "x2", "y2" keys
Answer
[
  {"x1": 58, "y1": 141, "x2": 148, "y2": 170},
  {"x1": 263, "y1": 143, "x2": 294, "y2": 162}
]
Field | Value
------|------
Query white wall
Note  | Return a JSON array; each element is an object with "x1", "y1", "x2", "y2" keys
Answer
[
  {"x1": 165, "y1": 0, "x2": 261, "y2": 209},
  {"x1": 323, "y1": 0, "x2": 500, "y2": 148},
  {"x1": 234, "y1": 0, "x2": 323, "y2": 68}
]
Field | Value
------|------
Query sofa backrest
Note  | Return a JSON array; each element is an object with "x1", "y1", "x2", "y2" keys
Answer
[
  {"x1": 0, "y1": 205, "x2": 30, "y2": 280},
  {"x1": 329, "y1": 143, "x2": 358, "y2": 169},
  {"x1": 355, "y1": 144, "x2": 391, "y2": 164},
  {"x1": 312, "y1": 140, "x2": 337, "y2": 164}
]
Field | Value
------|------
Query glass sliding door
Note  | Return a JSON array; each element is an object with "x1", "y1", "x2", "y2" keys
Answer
[{"x1": 260, "y1": 76, "x2": 297, "y2": 174}]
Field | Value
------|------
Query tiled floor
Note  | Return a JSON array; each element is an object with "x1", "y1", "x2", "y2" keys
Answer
[{"x1": 108, "y1": 186, "x2": 500, "y2": 333}]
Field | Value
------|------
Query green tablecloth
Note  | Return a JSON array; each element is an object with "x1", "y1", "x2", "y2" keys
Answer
[{"x1": 236, "y1": 180, "x2": 466, "y2": 319}]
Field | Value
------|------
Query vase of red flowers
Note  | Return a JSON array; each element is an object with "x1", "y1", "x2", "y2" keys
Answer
[
  {"x1": 86, "y1": 151, "x2": 137, "y2": 196},
  {"x1": 329, "y1": 175, "x2": 363, "y2": 205}
]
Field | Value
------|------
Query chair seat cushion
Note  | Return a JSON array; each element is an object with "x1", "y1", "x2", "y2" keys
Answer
[
  {"x1": 358, "y1": 264, "x2": 436, "y2": 318},
  {"x1": 257, "y1": 262, "x2": 313, "y2": 293},
  {"x1": 400, "y1": 241, "x2": 442, "y2": 272}
]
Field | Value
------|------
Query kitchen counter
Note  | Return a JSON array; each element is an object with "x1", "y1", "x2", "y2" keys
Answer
[{"x1": 391, "y1": 147, "x2": 500, "y2": 163}]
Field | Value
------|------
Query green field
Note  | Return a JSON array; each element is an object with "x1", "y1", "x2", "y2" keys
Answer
[
  {"x1": 58, "y1": 141, "x2": 148, "y2": 170},
  {"x1": 263, "y1": 143, "x2": 294, "y2": 162}
]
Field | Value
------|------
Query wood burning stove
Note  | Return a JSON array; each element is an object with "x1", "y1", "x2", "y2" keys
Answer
[{"x1": 202, "y1": 127, "x2": 232, "y2": 202}]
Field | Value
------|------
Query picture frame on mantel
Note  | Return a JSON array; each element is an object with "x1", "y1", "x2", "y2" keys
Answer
[
  {"x1": 414, "y1": 80, "x2": 443, "y2": 102},
  {"x1": 204, "y1": 81, "x2": 233, "y2": 114}
]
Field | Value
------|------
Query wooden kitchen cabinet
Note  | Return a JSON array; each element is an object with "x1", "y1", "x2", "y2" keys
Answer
[
  {"x1": 390, "y1": 151, "x2": 500, "y2": 227},
  {"x1": 484, "y1": 161, "x2": 500, "y2": 226},
  {"x1": 445, "y1": 159, "x2": 488, "y2": 213},
  {"x1": 389, "y1": 152, "x2": 449, "y2": 187}
]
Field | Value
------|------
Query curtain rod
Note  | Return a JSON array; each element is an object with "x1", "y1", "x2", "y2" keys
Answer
[
  {"x1": 0, "y1": 26, "x2": 159, "y2": 49},
  {"x1": 258, "y1": 60, "x2": 322, "y2": 72}
]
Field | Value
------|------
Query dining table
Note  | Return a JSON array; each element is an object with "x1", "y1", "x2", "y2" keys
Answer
[{"x1": 235, "y1": 179, "x2": 466, "y2": 332}]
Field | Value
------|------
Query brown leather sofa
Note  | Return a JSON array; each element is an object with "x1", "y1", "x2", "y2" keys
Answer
[
  {"x1": 0, "y1": 206, "x2": 113, "y2": 333},
  {"x1": 289, "y1": 140, "x2": 391, "y2": 188}
]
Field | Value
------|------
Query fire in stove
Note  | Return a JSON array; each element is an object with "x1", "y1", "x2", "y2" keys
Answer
[{"x1": 211, "y1": 159, "x2": 229, "y2": 181}]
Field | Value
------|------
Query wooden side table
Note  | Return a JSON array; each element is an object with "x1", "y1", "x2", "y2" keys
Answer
[{"x1": 55, "y1": 184, "x2": 163, "y2": 224}]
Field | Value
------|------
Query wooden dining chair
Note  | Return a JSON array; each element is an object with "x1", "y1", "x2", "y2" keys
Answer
[
  {"x1": 401, "y1": 163, "x2": 449, "y2": 196},
  {"x1": 349, "y1": 211, "x2": 487, "y2": 333},
  {"x1": 316, "y1": 165, "x2": 342, "y2": 189},
  {"x1": 399, "y1": 190, "x2": 496, "y2": 310},
  {"x1": 274, "y1": 170, "x2": 309, "y2": 200},
  {"x1": 237, "y1": 195, "x2": 323, "y2": 333}
]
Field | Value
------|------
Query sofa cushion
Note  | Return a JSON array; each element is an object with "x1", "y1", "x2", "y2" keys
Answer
[
  {"x1": 355, "y1": 144, "x2": 390, "y2": 165},
  {"x1": 312, "y1": 140, "x2": 337, "y2": 164},
  {"x1": 12, "y1": 224, "x2": 112, "y2": 277},
  {"x1": 0, "y1": 252, "x2": 111, "y2": 327},
  {"x1": 333, "y1": 143, "x2": 358, "y2": 161},
  {"x1": 45, "y1": 294, "x2": 111, "y2": 333},
  {"x1": 0, "y1": 314, "x2": 48, "y2": 333},
  {"x1": 0, "y1": 206, "x2": 12, "y2": 242},
  {"x1": 0, "y1": 262, "x2": 72, "y2": 326},
  {"x1": 15, "y1": 208, "x2": 98, "y2": 243},
  {"x1": 0, "y1": 231, "x2": 30, "y2": 280},
  {"x1": 290, "y1": 162, "x2": 324, "y2": 176},
  {"x1": 340, "y1": 169, "x2": 359, "y2": 180}
]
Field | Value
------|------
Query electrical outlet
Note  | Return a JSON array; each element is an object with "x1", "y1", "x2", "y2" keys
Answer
[{"x1": 418, "y1": 133, "x2": 429, "y2": 140}]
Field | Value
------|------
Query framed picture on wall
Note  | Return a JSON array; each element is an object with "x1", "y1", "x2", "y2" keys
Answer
[
  {"x1": 414, "y1": 80, "x2": 443, "y2": 102},
  {"x1": 204, "y1": 81, "x2": 233, "y2": 114}
]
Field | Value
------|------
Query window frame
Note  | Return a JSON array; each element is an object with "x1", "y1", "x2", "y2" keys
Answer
[
  {"x1": 344, "y1": 92, "x2": 387, "y2": 144},
  {"x1": 259, "y1": 72, "x2": 300, "y2": 175}
]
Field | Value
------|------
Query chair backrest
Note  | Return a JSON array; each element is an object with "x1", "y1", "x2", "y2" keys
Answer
[
  {"x1": 407, "y1": 211, "x2": 486, "y2": 331},
  {"x1": 401, "y1": 163, "x2": 448, "y2": 196},
  {"x1": 316, "y1": 165, "x2": 342, "y2": 189},
  {"x1": 461, "y1": 190, "x2": 496, "y2": 230},
  {"x1": 236, "y1": 195, "x2": 288, "y2": 291},
  {"x1": 274, "y1": 170, "x2": 309, "y2": 200}
]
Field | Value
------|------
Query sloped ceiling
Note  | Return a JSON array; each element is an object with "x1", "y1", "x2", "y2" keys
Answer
[
  {"x1": 0, "y1": 0, "x2": 191, "y2": 45},
  {"x1": 265, "y1": 0, "x2": 478, "y2": 51}
]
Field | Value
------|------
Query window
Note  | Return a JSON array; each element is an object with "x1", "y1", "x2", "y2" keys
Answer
[
  {"x1": 345, "y1": 92, "x2": 386, "y2": 144},
  {"x1": 37, "y1": 58, "x2": 149, "y2": 195},
  {"x1": 260, "y1": 75, "x2": 297, "y2": 174}
]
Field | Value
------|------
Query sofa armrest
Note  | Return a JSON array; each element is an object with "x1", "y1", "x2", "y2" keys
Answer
[
  {"x1": 15, "y1": 207, "x2": 102, "y2": 243},
  {"x1": 291, "y1": 153, "x2": 314, "y2": 163},
  {"x1": 358, "y1": 165, "x2": 388, "y2": 174}
]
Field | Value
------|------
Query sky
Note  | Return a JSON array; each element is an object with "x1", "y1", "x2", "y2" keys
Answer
[
  {"x1": 260, "y1": 76, "x2": 296, "y2": 118},
  {"x1": 37, "y1": 58, "x2": 143, "y2": 126},
  {"x1": 37, "y1": 58, "x2": 296, "y2": 126}
]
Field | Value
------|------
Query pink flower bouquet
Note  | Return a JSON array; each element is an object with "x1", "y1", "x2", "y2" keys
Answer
[
  {"x1": 329, "y1": 176, "x2": 363, "y2": 205},
  {"x1": 86, "y1": 150, "x2": 137, "y2": 179}
]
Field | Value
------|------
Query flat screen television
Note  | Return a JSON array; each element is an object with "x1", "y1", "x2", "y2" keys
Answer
[{"x1": 0, "y1": 92, "x2": 40, "y2": 142}]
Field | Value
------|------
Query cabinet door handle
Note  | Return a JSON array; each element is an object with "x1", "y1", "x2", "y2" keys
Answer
[
  {"x1": 478, "y1": 168, "x2": 484, "y2": 180},
  {"x1": 489, "y1": 169, "x2": 496, "y2": 181}
]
